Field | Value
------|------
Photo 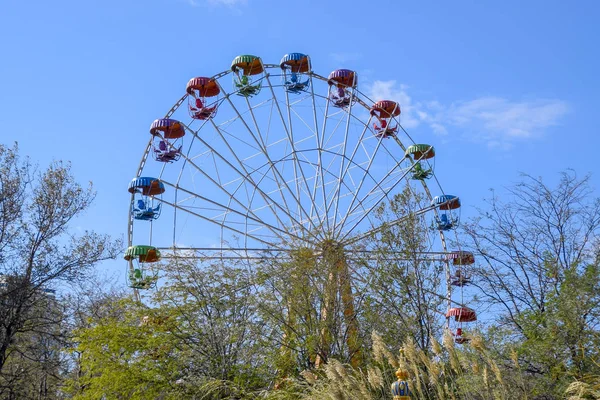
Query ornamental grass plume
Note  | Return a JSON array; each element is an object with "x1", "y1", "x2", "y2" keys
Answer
[
  {"x1": 431, "y1": 335, "x2": 443, "y2": 356},
  {"x1": 490, "y1": 359, "x2": 508, "y2": 400},
  {"x1": 565, "y1": 379, "x2": 600, "y2": 400},
  {"x1": 300, "y1": 370, "x2": 317, "y2": 385},
  {"x1": 401, "y1": 339, "x2": 426, "y2": 398},
  {"x1": 472, "y1": 360, "x2": 480, "y2": 374},
  {"x1": 324, "y1": 359, "x2": 344, "y2": 388},
  {"x1": 510, "y1": 348, "x2": 520, "y2": 369},
  {"x1": 319, "y1": 362, "x2": 346, "y2": 400},
  {"x1": 490, "y1": 360, "x2": 503, "y2": 386},
  {"x1": 470, "y1": 335, "x2": 485, "y2": 353},
  {"x1": 443, "y1": 329, "x2": 455, "y2": 351},
  {"x1": 418, "y1": 347, "x2": 431, "y2": 367},
  {"x1": 333, "y1": 360, "x2": 347, "y2": 383},
  {"x1": 483, "y1": 366, "x2": 490, "y2": 391},
  {"x1": 366, "y1": 366, "x2": 384, "y2": 390},
  {"x1": 427, "y1": 360, "x2": 447, "y2": 400},
  {"x1": 402, "y1": 337, "x2": 418, "y2": 365},
  {"x1": 428, "y1": 359, "x2": 441, "y2": 384},
  {"x1": 371, "y1": 331, "x2": 397, "y2": 368},
  {"x1": 308, "y1": 359, "x2": 374, "y2": 400},
  {"x1": 448, "y1": 348, "x2": 461, "y2": 374}
]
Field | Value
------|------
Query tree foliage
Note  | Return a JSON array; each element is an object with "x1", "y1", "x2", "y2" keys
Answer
[
  {"x1": 463, "y1": 171, "x2": 600, "y2": 397},
  {"x1": 69, "y1": 259, "x2": 270, "y2": 399},
  {"x1": 1, "y1": 150, "x2": 594, "y2": 400},
  {"x1": 364, "y1": 186, "x2": 445, "y2": 351},
  {"x1": 67, "y1": 171, "x2": 600, "y2": 399},
  {"x1": 68, "y1": 299, "x2": 182, "y2": 400},
  {"x1": 0, "y1": 143, "x2": 120, "y2": 398}
]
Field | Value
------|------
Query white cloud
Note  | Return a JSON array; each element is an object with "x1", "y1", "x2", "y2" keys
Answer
[
  {"x1": 365, "y1": 80, "x2": 568, "y2": 148},
  {"x1": 447, "y1": 97, "x2": 568, "y2": 140},
  {"x1": 366, "y1": 80, "x2": 425, "y2": 129}
]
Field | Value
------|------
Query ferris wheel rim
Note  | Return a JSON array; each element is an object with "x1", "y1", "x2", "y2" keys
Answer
[
  {"x1": 125, "y1": 55, "x2": 482, "y2": 342},
  {"x1": 128, "y1": 62, "x2": 460, "y2": 287}
]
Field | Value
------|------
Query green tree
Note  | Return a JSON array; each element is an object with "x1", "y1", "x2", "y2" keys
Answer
[
  {"x1": 0, "y1": 143, "x2": 120, "y2": 398},
  {"x1": 463, "y1": 171, "x2": 600, "y2": 397},
  {"x1": 70, "y1": 258, "x2": 270, "y2": 399},
  {"x1": 68, "y1": 298, "x2": 182, "y2": 400},
  {"x1": 157, "y1": 258, "x2": 269, "y2": 395},
  {"x1": 363, "y1": 187, "x2": 445, "y2": 351},
  {"x1": 258, "y1": 246, "x2": 335, "y2": 373}
]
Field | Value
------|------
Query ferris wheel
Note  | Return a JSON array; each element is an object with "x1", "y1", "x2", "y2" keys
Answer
[{"x1": 124, "y1": 53, "x2": 477, "y2": 351}]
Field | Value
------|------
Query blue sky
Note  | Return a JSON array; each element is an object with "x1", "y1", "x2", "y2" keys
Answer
[{"x1": 1, "y1": 0, "x2": 599, "y2": 287}]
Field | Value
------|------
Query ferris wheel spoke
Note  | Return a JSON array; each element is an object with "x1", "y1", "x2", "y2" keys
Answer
[
  {"x1": 289, "y1": 139, "x2": 309, "y2": 230},
  {"x1": 157, "y1": 195, "x2": 283, "y2": 248},
  {"x1": 156, "y1": 247, "x2": 293, "y2": 260},
  {"x1": 333, "y1": 159, "x2": 401, "y2": 239},
  {"x1": 303, "y1": 74, "x2": 330, "y2": 232},
  {"x1": 241, "y1": 94, "x2": 320, "y2": 235},
  {"x1": 316, "y1": 94, "x2": 335, "y2": 234},
  {"x1": 217, "y1": 82, "x2": 321, "y2": 237},
  {"x1": 327, "y1": 111, "x2": 377, "y2": 235},
  {"x1": 160, "y1": 180, "x2": 297, "y2": 243},
  {"x1": 197, "y1": 121, "x2": 308, "y2": 240},
  {"x1": 343, "y1": 202, "x2": 436, "y2": 247},
  {"x1": 329, "y1": 89, "x2": 359, "y2": 231},
  {"x1": 337, "y1": 160, "x2": 414, "y2": 243},
  {"x1": 264, "y1": 74, "x2": 324, "y2": 234},
  {"x1": 344, "y1": 249, "x2": 448, "y2": 262}
]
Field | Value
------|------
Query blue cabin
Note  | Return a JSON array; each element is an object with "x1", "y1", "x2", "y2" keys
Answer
[
  {"x1": 431, "y1": 194, "x2": 460, "y2": 231},
  {"x1": 280, "y1": 53, "x2": 311, "y2": 94}
]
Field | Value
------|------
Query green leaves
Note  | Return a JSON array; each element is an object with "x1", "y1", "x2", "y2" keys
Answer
[
  {"x1": 0, "y1": 143, "x2": 121, "y2": 397},
  {"x1": 68, "y1": 299, "x2": 182, "y2": 399},
  {"x1": 69, "y1": 261, "x2": 271, "y2": 399}
]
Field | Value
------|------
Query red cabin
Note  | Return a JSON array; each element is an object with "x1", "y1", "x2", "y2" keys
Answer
[{"x1": 186, "y1": 77, "x2": 220, "y2": 120}]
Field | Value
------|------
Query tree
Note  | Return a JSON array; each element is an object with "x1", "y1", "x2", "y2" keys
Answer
[
  {"x1": 68, "y1": 298, "x2": 183, "y2": 400},
  {"x1": 462, "y1": 171, "x2": 600, "y2": 396},
  {"x1": 363, "y1": 187, "x2": 445, "y2": 351},
  {"x1": 156, "y1": 258, "x2": 269, "y2": 394},
  {"x1": 0, "y1": 143, "x2": 120, "y2": 397},
  {"x1": 258, "y1": 246, "x2": 341, "y2": 373},
  {"x1": 70, "y1": 258, "x2": 270, "y2": 399},
  {"x1": 255, "y1": 186, "x2": 447, "y2": 378}
]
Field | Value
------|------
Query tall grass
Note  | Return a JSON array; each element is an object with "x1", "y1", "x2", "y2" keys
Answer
[
  {"x1": 280, "y1": 331, "x2": 522, "y2": 400},
  {"x1": 179, "y1": 331, "x2": 598, "y2": 399}
]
